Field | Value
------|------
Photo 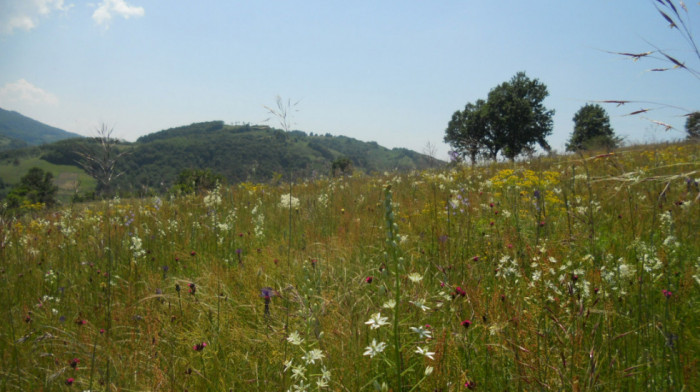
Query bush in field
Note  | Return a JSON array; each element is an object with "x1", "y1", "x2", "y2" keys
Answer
[{"x1": 171, "y1": 168, "x2": 225, "y2": 194}]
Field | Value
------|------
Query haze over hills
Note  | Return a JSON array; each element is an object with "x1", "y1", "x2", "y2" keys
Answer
[
  {"x1": 0, "y1": 107, "x2": 83, "y2": 150},
  {"x1": 0, "y1": 111, "x2": 440, "y2": 197}
]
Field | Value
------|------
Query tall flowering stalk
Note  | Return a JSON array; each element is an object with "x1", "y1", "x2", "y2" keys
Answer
[{"x1": 384, "y1": 185, "x2": 403, "y2": 390}]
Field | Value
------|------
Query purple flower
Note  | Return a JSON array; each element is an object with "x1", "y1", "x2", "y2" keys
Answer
[{"x1": 260, "y1": 287, "x2": 276, "y2": 299}]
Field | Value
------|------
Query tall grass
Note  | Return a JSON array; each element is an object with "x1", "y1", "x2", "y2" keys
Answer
[{"x1": 0, "y1": 142, "x2": 698, "y2": 391}]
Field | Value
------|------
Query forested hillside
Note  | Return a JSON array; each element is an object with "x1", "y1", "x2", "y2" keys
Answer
[
  {"x1": 0, "y1": 107, "x2": 82, "y2": 150},
  {"x1": 0, "y1": 121, "x2": 438, "y2": 196}
]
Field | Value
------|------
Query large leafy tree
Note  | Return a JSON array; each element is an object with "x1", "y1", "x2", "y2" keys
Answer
[
  {"x1": 444, "y1": 72, "x2": 554, "y2": 161},
  {"x1": 566, "y1": 104, "x2": 621, "y2": 151},
  {"x1": 443, "y1": 99, "x2": 489, "y2": 165},
  {"x1": 486, "y1": 72, "x2": 554, "y2": 160},
  {"x1": 686, "y1": 111, "x2": 700, "y2": 139}
]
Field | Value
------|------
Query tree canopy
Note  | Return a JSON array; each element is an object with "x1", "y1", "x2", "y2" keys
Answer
[
  {"x1": 444, "y1": 72, "x2": 554, "y2": 162},
  {"x1": 566, "y1": 104, "x2": 621, "y2": 152},
  {"x1": 686, "y1": 112, "x2": 700, "y2": 139}
]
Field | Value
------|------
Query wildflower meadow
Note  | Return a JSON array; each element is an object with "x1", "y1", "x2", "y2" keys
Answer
[{"x1": 1, "y1": 142, "x2": 699, "y2": 391}]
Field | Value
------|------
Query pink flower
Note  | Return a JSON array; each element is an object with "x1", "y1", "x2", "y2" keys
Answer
[
  {"x1": 65, "y1": 377, "x2": 74, "y2": 386},
  {"x1": 663, "y1": 289, "x2": 673, "y2": 298},
  {"x1": 193, "y1": 342, "x2": 207, "y2": 351},
  {"x1": 365, "y1": 276, "x2": 373, "y2": 284},
  {"x1": 461, "y1": 319, "x2": 472, "y2": 328}
]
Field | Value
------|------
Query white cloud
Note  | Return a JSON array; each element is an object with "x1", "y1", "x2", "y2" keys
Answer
[
  {"x1": 0, "y1": 0, "x2": 72, "y2": 34},
  {"x1": 92, "y1": 0, "x2": 144, "y2": 28},
  {"x1": 0, "y1": 79, "x2": 59, "y2": 107}
]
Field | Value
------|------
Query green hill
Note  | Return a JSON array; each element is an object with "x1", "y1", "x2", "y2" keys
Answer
[
  {"x1": 1, "y1": 120, "x2": 440, "y2": 197},
  {"x1": 0, "y1": 107, "x2": 82, "y2": 150}
]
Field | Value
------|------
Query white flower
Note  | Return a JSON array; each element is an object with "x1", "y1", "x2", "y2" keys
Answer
[
  {"x1": 302, "y1": 349, "x2": 325, "y2": 365},
  {"x1": 363, "y1": 339, "x2": 387, "y2": 358},
  {"x1": 320, "y1": 366, "x2": 331, "y2": 382},
  {"x1": 283, "y1": 359, "x2": 294, "y2": 372},
  {"x1": 414, "y1": 346, "x2": 435, "y2": 360},
  {"x1": 280, "y1": 193, "x2": 300, "y2": 209},
  {"x1": 410, "y1": 298, "x2": 430, "y2": 312},
  {"x1": 365, "y1": 312, "x2": 389, "y2": 329},
  {"x1": 409, "y1": 326, "x2": 432, "y2": 340},
  {"x1": 291, "y1": 364, "x2": 306, "y2": 380},
  {"x1": 292, "y1": 380, "x2": 309, "y2": 391},
  {"x1": 382, "y1": 299, "x2": 396, "y2": 309},
  {"x1": 424, "y1": 366, "x2": 434, "y2": 376},
  {"x1": 407, "y1": 272, "x2": 423, "y2": 283},
  {"x1": 287, "y1": 331, "x2": 304, "y2": 345}
]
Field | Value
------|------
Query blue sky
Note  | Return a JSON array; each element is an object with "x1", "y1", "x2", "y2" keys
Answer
[{"x1": 0, "y1": 0, "x2": 697, "y2": 159}]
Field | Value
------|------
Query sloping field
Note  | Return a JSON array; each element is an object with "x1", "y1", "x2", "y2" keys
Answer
[{"x1": 0, "y1": 142, "x2": 698, "y2": 391}]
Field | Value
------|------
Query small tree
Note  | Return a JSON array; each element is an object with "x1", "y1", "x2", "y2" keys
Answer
[
  {"x1": 566, "y1": 104, "x2": 621, "y2": 151},
  {"x1": 6, "y1": 167, "x2": 58, "y2": 210},
  {"x1": 171, "y1": 168, "x2": 224, "y2": 195},
  {"x1": 331, "y1": 157, "x2": 353, "y2": 176},
  {"x1": 686, "y1": 111, "x2": 700, "y2": 139}
]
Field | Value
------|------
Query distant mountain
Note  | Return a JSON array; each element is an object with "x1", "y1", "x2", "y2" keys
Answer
[
  {"x1": 23, "y1": 121, "x2": 440, "y2": 194},
  {"x1": 0, "y1": 107, "x2": 82, "y2": 150}
]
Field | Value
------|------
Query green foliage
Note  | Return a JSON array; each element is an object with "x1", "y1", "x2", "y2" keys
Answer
[
  {"x1": 1, "y1": 121, "x2": 437, "y2": 197},
  {"x1": 686, "y1": 111, "x2": 700, "y2": 139},
  {"x1": 330, "y1": 156, "x2": 353, "y2": 176},
  {"x1": 445, "y1": 72, "x2": 554, "y2": 161},
  {"x1": 487, "y1": 72, "x2": 554, "y2": 159},
  {"x1": 444, "y1": 99, "x2": 489, "y2": 165},
  {"x1": 566, "y1": 104, "x2": 621, "y2": 151},
  {"x1": 5, "y1": 167, "x2": 58, "y2": 213},
  {"x1": 172, "y1": 168, "x2": 225, "y2": 194}
]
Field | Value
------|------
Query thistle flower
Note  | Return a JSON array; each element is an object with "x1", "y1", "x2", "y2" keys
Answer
[
  {"x1": 65, "y1": 377, "x2": 74, "y2": 386},
  {"x1": 365, "y1": 276, "x2": 373, "y2": 284},
  {"x1": 69, "y1": 358, "x2": 80, "y2": 369},
  {"x1": 192, "y1": 342, "x2": 207, "y2": 351},
  {"x1": 461, "y1": 319, "x2": 472, "y2": 328}
]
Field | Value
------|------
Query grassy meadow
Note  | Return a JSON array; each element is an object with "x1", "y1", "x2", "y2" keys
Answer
[{"x1": 1, "y1": 142, "x2": 699, "y2": 391}]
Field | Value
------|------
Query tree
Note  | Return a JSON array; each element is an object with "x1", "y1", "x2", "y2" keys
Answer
[
  {"x1": 566, "y1": 104, "x2": 621, "y2": 151},
  {"x1": 443, "y1": 99, "x2": 489, "y2": 165},
  {"x1": 686, "y1": 111, "x2": 700, "y2": 139},
  {"x1": 6, "y1": 167, "x2": 58, "y2": 209},
  {"x1": 486, "y1": 72, "x2": 554, "y2": 160},
  {"x1": 444, "y1": 72, "x2": 554, "y2": 161},
  {"x1": 76, "y1": 124, "x2": 128, "y2": 197}
]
